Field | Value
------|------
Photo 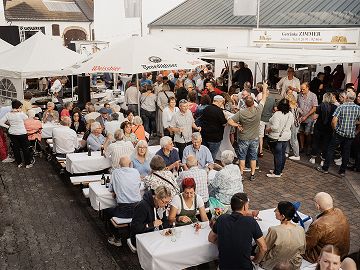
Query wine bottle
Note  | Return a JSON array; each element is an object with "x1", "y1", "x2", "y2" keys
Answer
[
  {"x1": 87, "y1": 145, "x2": 91, "y2": 156},
  {"x1": 105, "y1": 176, "x2": 110, "y2": 188},
  {"x1": 101, "y1": 173, "x2": 105, "y2": 185}
]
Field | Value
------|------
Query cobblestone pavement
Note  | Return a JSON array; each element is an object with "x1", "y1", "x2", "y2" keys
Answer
[{"x1": 0, "y1": 149, "x2": 359, "y2": 270}]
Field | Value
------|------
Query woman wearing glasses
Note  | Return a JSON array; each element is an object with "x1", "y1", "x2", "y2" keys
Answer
[
  {"x1": 131, "y1": 140, "x2": 151, "y2": 178},
  {"x1": 130, "y1": 186, "x2": 172, "y2": 247}
]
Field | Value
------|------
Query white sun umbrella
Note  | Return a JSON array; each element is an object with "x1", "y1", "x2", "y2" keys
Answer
[
  {"x1": 72, "y1": 35, "x2": 208, "y2": 74},
  {"x1": 72, "y1": 35, "x2": 207, "y2": 114}
]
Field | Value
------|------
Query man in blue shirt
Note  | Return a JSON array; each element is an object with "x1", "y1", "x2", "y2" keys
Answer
[
  {"x1": 182, "y1": 132, "x2": 215, "y2": 170},
  {"x1": 105, "y1": 156, "x2": 142, "y2": 246},
  {"x1": 208, "y1": 193, "x2": 267, "y2": 270},
  {"x1": 318, "y1": 90, "x2": 360, "y2": 176},
  {"x1": 156, "y1": 136, "x2": 180, "y2": 171}
]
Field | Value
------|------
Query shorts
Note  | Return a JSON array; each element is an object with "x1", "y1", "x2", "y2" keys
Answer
[
  {"x1": 238, "y1": 139, "x2": 259, "y2": 161},
  {"x1": 259, "y1": 121, "x2": 269, "y2": 138},
  {"x1": 299, "y1": 119, "x2": 314, "y2": 134}
]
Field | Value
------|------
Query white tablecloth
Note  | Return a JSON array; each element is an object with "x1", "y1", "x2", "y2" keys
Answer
[
  {"x1": 88, "y1": 182, "x2": 116, "y2": 211},
  {"x1": 136, "y1": 221, "x2": 218, "y2": 270},
  {"x1": 42, "y1": 122, "x2": 60, "y2": 139},
  {"x1": 65, "y1": 151, "x2": 111, "y2": 174}
]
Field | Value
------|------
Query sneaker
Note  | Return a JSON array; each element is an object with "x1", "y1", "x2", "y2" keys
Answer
[
  {"x1": 17, "y1": 163, "x2": 23, "y2": 168},
  {"x1": 335, "y1": 160, "x2": 342, "y2": 166},
  {"x1": 249, "y1": 174, "x2": 255, "y2": 181},
  {"x1": 258, "y1": 152, "x2": 264, "y2": 158},
  {"x1": 269, "y1": 170, "x2": 283, "y2": 176},
  {"x1": 266, "y1": 173, "x2": 281, "y2": 178},
  {"x1": 255, "y1": 166, "x2": 260, "y2": 170},
  {"x1": 108, "y1": 237, "x2": 122, "y2": 247},
  {"x1": 127, "y1": 238, "x2": 137, "y2": 253},
  {"x1": 309, "y1": 158, "x2": 316, "y2": 164},
  {"x1": 2, "y1": 157, "x2": 15, "y2": 163},
  {"x1": 285, "y1": 153, "x2": 289, "y2": 158},
  {"x1": 243, "y1": 167, "x2": 251, "y2": 172},
  {"x1": 25, "y1": 164, "x2": 33, "y2": 169},
  {"x1": 316, "y1": 166, "x2": 328, "y2": 174},
  {"x1": 30, "y1": 158, "x2": 35, "y2": 165},
  {"x1": 289, "y1": 156, "x2": 300, "y2": 161},
  {"x1": 334, "y1": 158, "x2": 342, "y2": 163}
]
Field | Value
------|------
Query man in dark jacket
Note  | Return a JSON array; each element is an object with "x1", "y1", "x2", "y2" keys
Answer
[{"x1": 130, "y1": 186, "x2": 172, "y2": 246}]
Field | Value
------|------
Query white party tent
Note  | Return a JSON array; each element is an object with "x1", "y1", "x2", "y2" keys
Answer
[
  {"x1": 72, "y1": 35, "x2": 208, "y2": 74},
  {"x1": 0, "y1": 38, "x2": 13, "y2": 53},
  {"x1": 0, "y1": 32, "x2": 84, "y2": 100}
]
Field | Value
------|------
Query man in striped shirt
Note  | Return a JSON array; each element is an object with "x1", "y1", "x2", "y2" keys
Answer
[{"x1": 317, "y1": 90, "x2": 360, "y2": 176}]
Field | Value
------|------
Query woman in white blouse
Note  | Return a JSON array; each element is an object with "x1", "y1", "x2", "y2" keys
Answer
[
  {"x1": 0, "y1": 100, "x2": 34, "y2": 168},
  {"x1": 162, "y1": 96, "x2": 179, "y2": 137}
]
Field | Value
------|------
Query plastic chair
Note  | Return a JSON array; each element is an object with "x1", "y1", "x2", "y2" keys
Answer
[{"x1": 292, "y1": 201, "x2": 312, "y2": 229}]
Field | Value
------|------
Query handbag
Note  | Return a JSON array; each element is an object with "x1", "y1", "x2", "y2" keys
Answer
[{"x1": 152, "y1": 172, "x2": 180, "y2": 194}]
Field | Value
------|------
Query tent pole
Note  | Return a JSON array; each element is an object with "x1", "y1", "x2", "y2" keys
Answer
[
  {"x1": 71, "y1": 74, "x2": 74, "y2": 102},
  {"x1": 136, "y1": 73, "x2": 140, "y2": 116}
]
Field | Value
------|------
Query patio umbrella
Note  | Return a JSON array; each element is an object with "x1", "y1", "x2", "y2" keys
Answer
[{"x1": 71, "y1": 35, "x2": 208, "y2": 74}]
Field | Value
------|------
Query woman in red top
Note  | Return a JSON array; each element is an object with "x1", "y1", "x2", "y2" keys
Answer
[{"x1": 60, "y1": 102, "x2": 73, "y2": 120}]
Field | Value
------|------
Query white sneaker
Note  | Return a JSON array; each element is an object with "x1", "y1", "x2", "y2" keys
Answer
[
  {"x1": 17, "y1": 163, "x2": 23, "y2": 168},
  {"x1": 2, "y1": 157, "x2": 15, "y2": 163},
  {"x1": 25, "y1": 164, "x2": 33, "y2": 169},
  {"x1": 266, "y1": 173, "x2": 281, "y2": 178},
  {"x1": 334, "y1": 158, "x2": 342, "y2": 163},
  {"x1": 309, "y1": 158, "x2": 316, "y2": 164},
  {"x1": 108, "y1": 237, "x2": 122, "y2": 247},
  {"x1": 289, "y1": 156, "x2": 300, "y2": 161},
  {"x1": 127, "y1": 238, "x2": 137, "y2": 253},
  {"x1": 335, "y1": 160, "x2": 342, "y2": 166},
  {"x1": 269, "y1": 170, "x2": 283, "y2": 176},
  {"x1": 243, "y1": 167, "x2": 251, "y2": 172}
]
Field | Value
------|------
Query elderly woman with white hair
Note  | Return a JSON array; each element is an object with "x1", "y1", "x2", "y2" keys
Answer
[
  {"x1": 87, "y1": 121, "x2": 109, "y2": 151},
  {"x1": 132, "y1": 116, "x2": 146, "y2": 141},
  {"x1": 42, "y1": 101, "x2": 59, "y2": 123},
  {"x1": 131, "y1": 140, "x2": 151, "y2": 177},
  {"x1": 209, "y1": 150, "x2": 243, "y2": 205},
  {"x1": 155, "y1": 136, "x2": 181, "y2": 171}
]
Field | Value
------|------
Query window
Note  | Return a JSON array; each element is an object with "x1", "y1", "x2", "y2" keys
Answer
[
  {"x1": 186, "y1": 47, "x2": 200, "y2": 53},
  {"x1": 43, "y1": 1, "x2": 81, "y2": 12},
  {"x1": 52, "y1": 24, "x2": 60, "y2": 36},
  {"x1": 0, "y1": 78, "x2": 17, "y2": 100},
  {"x1": 200, "y1": 48, "x2": 215, "y2": 52}
]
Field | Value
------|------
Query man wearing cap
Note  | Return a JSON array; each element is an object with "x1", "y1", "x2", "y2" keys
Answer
[
  {"x1": 96, "y1": 107, "x2": 112, "y2": 128},
  {"x1": 169, "y1": 99, "x2": 201, "y2": 159},
  {"x1": 200, "y1": 95, "x2": 228, "y2": 160}
]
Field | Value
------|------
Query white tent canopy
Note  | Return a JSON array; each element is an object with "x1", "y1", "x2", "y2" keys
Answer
[
  {"x1": 0, "y1": 32, "x2": 85, "y2": 79},
  {"x1": 0, "y1": 38, "x2": 13, "y2": 53},
  {"x1": 200, "y1": 46, "x2": 360, "y2": 65},
  {"x1": 72, "y1": 35, "x2": 208, "y2": 74}
]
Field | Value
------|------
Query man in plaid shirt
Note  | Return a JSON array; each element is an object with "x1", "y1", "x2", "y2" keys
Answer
[
  {"x1": 318, "y1": 90, "x2": 360, "y2": 176},
  {"x1": 177, "y1": 155, "x2": 209, "y2": 207}
]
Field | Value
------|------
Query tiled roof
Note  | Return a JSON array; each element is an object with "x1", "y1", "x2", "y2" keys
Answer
[
  {"x1": 4, "y1": 0, "x2": 94, "y2": 22},
  {"x1": 149, "y1": 0, "x2": 360, "y2": 28}
]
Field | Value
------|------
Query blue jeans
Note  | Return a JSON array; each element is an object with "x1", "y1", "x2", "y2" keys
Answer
[
  {"x1": 322, "y1": 132, "x2": 353, "y2": 173},
  {"x1": 269, "y1": 141, "x2": 287, "y2": 175},
  {"x1": 203, "y1": 141, "x2": 221, "y2": 161},
  {"x1": 238, "y1": 139, "x2": 259, "y2": 161}
]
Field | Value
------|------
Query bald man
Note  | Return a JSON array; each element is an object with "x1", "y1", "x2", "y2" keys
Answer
[
  {"x1": 303, "y1": 192, "x2": 350, "y2": 263},
  {"x1": 105, "y1": 155, "x2": 142, "y2": 246}
]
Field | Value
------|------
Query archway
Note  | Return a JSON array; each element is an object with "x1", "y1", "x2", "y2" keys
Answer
[{"x1": 63, "y1": 28, "x2": 86, "y2": 47}]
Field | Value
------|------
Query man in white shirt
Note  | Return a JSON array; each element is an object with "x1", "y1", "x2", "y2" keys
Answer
[
  {"x1": 125, "y1": 80, "x2": 140, "y2": 115},
  {"x1": 84, "y1": 104, "x2": 100, "y2": 123},
  {"x1": 277, "y1": 67, "x2": 301, "y2": 98},
  {"x1": 104, "y1": 113, "x2": 122, "y2": 137},
  {"x1": 104, "y1": 129, "x2": 134, "y2": 169},
  {"x1": 52, "y1": 116, "x2": 78, "y2": 156}
]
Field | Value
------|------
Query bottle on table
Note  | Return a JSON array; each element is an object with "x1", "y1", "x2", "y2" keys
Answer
[
  {"x1": 87, "y1": 145, "x2": 91, "y2": 156},
  {"x1": 105, "y1": 176, "x2": 110, "y2": 188},
  {"x1": 101, "y1": 173, "x2": 105, "y2": 185}
]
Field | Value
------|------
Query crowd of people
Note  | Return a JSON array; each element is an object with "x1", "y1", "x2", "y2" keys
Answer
[{"x1": 0, "y1": 63, "x2": 359, "y2": 270}]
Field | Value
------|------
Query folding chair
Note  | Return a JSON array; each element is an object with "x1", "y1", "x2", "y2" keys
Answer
[{"x1": 292, "y1": 201, "x2": 312, "y2": 229}]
